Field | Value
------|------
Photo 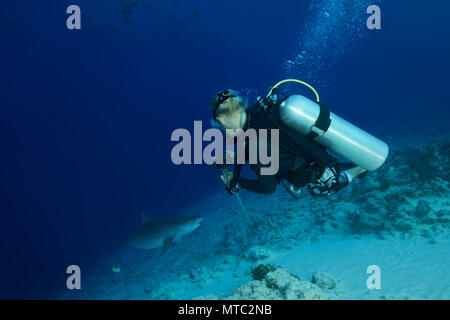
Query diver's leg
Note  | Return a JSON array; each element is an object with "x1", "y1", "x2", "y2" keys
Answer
[
  {"x1": 285, "y1": 170, "x2": 295, "y2": 185},
  {"x1": 342, "y1": 166, "x2": 367, "y2": 183},
  {"x1": 332, "y1": 166, "x2": 367, "y2": 193},
  {"x1": 282, "y1": 170, "x2": 302, "y2": 198}
]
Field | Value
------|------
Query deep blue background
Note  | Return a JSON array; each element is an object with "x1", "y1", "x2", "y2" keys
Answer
[{"x1": 0, "y1": 1, "x2": 449, "y2": 299}]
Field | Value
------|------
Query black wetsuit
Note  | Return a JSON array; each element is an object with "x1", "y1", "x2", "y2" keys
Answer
[{"x1": 232, "y1": 102, "x2": 341, "y2": 194}]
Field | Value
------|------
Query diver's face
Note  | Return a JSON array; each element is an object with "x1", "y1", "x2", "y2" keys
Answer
[{"x1": 216, "y1": 110, "x2": 246, "y2": 136}]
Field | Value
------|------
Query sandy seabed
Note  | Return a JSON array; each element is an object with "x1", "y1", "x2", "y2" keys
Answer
[{"x1": 63, "y1": 129, "x2": 450, "y2": 300}]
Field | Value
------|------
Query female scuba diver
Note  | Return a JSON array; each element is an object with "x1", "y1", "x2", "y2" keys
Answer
[{"x1": 209, "y1": 81, "x2": 388, "y2": 199}]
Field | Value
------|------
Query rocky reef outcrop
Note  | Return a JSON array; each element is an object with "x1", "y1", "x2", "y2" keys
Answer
[
  {"x1": 340, "y1": 141, "x2": 450, "y2": 239},
  {"x1": 194, "y1": 265, "x2": 337, "y2": 300}
]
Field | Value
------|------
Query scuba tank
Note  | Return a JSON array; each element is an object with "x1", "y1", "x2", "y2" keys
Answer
[{"x1": 266, "y1": 80, "x2": 389, "y2": 171}]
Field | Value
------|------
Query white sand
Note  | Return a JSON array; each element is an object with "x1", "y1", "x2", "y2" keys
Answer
[
  {"x1": 265, "y1": 236, "x2": 450, "y2": 300},
  {"x1": 62, "y1": 131, "x2": 450, "y2": 300}
]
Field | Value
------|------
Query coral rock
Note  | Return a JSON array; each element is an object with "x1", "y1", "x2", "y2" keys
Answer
[
  {"x1": 244, "y1": 246, "x2": 272, "y2": 262},
  {"x1": 204, "y1": 265, "x2": 327, "y2": 300},
  {"x1": 312, "y1": 272, "x2": 337, "y2": 289},
  {"x1": 414, "y1": 200, "x2": 431, "y2": 218}
]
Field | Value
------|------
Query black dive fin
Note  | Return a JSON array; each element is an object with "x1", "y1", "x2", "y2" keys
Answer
[
  {"x1": 280, "y1": 180, "x2": 300, "y2": 200},
  {"x1": 161, "y1": 235, "x2": 176, "y2": 255}
]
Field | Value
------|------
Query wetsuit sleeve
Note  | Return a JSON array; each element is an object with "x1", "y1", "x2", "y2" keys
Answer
[
  {"x1": 230, "y1": 107, "x2": 278, "y2": 194},
  {"x1": 234, "y1": 158, "x2": 278, "y2": 194},
  {"x1": 237, "y1": 171, "x2": 278, "y2": 194},
  {"x1": 231, "y1": 139, "x2": 278, "y2": 194}
]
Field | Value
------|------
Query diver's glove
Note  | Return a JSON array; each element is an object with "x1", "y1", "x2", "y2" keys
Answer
[
  {"x1": 226, "y1": 178, "x2": 240, "y2": 195},
  {"x1": 220, "y1": 170, "x2": 238, "y2": 194}
]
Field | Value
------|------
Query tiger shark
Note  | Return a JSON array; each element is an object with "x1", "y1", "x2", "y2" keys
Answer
[{"x1": 128, "y1": 213, "x2": 204, "y2": 254}]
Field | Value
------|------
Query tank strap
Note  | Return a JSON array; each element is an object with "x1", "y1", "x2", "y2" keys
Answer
[
  {"x1": 262, "y1": 107, "x2": 337, "y2": 167},
  {"x1": 305, "y1": 102, "x2": 332, "y2": 140}
]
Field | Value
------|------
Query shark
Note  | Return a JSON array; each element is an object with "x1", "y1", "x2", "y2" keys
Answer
[{"x1": 128, "y1": 213, "x2": 204, "y2": 254}]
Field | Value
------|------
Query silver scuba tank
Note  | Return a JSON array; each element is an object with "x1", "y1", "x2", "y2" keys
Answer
[{"x1": 278, "y1": 95, "x2": 389, "y2": 171}]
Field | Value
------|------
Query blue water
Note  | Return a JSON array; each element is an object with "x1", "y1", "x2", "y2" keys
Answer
[{"x1": 0, "y1": 0, "x2": 449, "y2": 299}]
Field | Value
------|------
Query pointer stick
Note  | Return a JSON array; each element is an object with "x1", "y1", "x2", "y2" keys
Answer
[
  {"x1": 221, "y1": 168, "x2": 254, "y2": 228},
  {"x1": 234, "y1": 192, "x2": 253, "y2": 227}
]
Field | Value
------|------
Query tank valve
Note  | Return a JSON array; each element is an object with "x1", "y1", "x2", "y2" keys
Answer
[{"x1": 269, "y1": 88, "x2": 279, "y2": 105}]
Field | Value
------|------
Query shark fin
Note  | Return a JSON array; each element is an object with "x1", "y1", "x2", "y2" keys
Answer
[
  {"x1": 161, "y1": 235, "x2": 176, "y2": 255},
  {"x1": 140, "y1": 212, "x2": 155, "y2": 225}
]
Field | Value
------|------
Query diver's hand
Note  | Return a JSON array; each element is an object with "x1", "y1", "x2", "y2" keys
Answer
[
  {"x1": 220, "y1": 171, "x2": 233, "y2": 185},
  {"x1": 226, "y1": 178, "x2": 239, "y2": 195},
  {"x1": 220, "y1": 171, "x2": 239, "y2": 194}
]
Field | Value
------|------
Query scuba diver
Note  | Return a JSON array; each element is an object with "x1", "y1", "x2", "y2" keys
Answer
[{"x1": 209, "y1": 80, "x2": 388, "y2": 199}]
